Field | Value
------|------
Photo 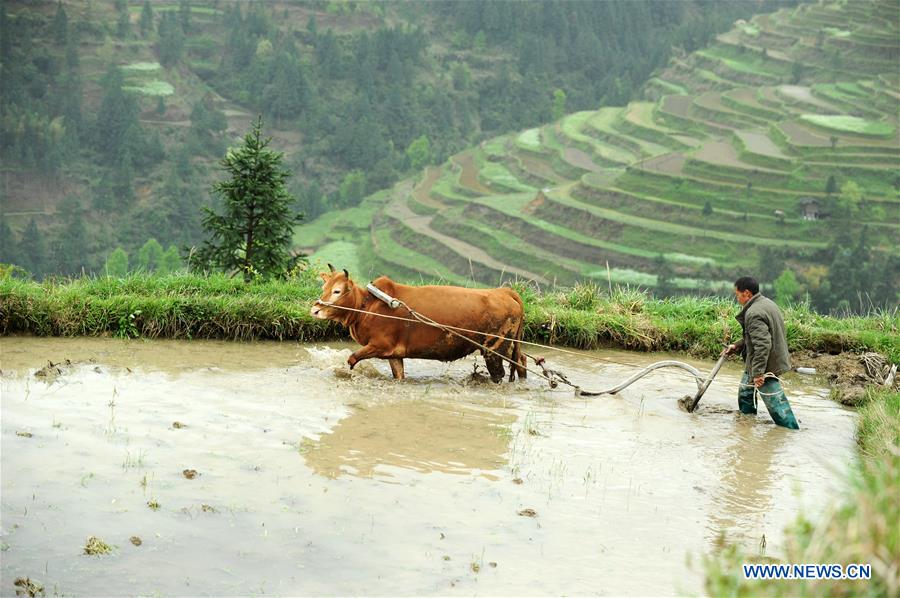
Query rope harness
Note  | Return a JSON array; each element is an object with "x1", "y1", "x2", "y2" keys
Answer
[{"x1": 314, "y1": 284, "x2": 776, "y2": 404}]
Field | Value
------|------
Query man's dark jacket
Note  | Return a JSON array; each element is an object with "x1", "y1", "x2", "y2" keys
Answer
[{"x1": 734, "y1": 294, "x2": 791, "y2": 378}]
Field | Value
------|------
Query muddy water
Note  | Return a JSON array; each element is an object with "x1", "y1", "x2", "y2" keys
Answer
[{"x1": 1, "y1": 337, "x2": 856, "y2": 596}]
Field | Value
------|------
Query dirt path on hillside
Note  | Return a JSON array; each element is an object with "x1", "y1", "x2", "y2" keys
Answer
[
  {"x1": 411, "y1": 167, "x2": 446, "y2": 210},
  {"x1": 385, "y1": 191, "x2": 549, "y2": 285},
  {"x1": 452, "y1": 152, "x2": 493, "y2": 195}
]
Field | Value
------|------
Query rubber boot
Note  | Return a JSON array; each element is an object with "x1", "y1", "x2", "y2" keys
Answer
[
  {"x1": 737, "y1": 372, "x2": 757, "y2": 415},
  {"x1": 758, "y1": 378, "x2": 800, "y2": 430}
]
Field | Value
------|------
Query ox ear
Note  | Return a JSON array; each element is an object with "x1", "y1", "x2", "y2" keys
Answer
[
  {"x1": 327, "y1": 263, "x2": 336, "y2": 273},
  {"x1": 319, "y1": 272, "x2": 329, "y2": 283}
]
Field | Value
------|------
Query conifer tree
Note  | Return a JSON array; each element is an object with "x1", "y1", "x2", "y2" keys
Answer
[
  {"x1": 137, "y1": 238, "x2": 164, "y2": 271},
  {"x1": 160, "y1": 245, "x2": 182, "y2": 273},
  {"x1": 195, "y1": 117, "x2": 302, "y2": 280},
  {"x1": 52, "y1": 197, "x2": 89, "y2": 276},
  {"x1": 52, "y1": 2, "x2": 68, "y2": 46},
  {"x1": 139, "y1": 1, "x2": 154, "y2": 37},
  {"x1": 0, "y1": 215, "x2": 20, "y2": 266},
  {"x1": 19, "y1": 218, "x2": 48, "y2": 277},
  {"x1": 105, "y1": 247, "x2": 129, "y2": 277}
]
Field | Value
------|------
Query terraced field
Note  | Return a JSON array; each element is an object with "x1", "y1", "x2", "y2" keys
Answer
[{"x1": 301, "y1": 0, "x2": 899, "y2": 293}]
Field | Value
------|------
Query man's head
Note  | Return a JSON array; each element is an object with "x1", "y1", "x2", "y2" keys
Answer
[{"x1": 734, "y1": 276, "x2": 759, "y2": 305}]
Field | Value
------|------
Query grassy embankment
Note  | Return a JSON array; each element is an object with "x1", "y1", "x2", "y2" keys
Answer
[{"x1": 1, "y1": 273, "x2": 897, "y2": 363}]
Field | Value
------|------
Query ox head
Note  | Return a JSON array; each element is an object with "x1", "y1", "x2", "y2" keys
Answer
[{"x1": 311, "y1": 263, "x2": 356, "y2": 321}]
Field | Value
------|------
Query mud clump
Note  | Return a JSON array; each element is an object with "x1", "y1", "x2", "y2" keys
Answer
[
  {"x1": 517, "y1": 508, "x2": 538, "y2": 517},
  {"x1": 15, "y1": 431, "x2": 33, "y2": 438},
  {"x1": 13, "y1": 577, "x2": 44, "y2": 597},
  {"x1": 130, "y1": 536, "x2": 142, "y2": 546},
  {"x1": 83, "y1": 536, "x2": 112, "y2": 556},
  {"x1": 147, "y1": 500, "x2": 160, "y2": 510},
  {"x1": 33, "y1": 360, "x2": 72, "y2": 384},
  {"x1": 182, "y1": 469, "x2": 199, "y2": 479},
  {"x1": 792, "y1": 351, "x2": 898, "y2": 406},
  {"x1": 172, "y1": 421, "x2": 187, "y2": 429}
]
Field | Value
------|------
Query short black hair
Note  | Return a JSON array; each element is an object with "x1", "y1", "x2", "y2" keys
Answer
[{"x1": 734, "y1": 276, "x2": 759, "y2": 295}]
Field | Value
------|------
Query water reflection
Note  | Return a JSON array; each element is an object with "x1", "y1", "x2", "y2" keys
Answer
[
  {"x1": 302, "y1": 400, "x2": 516, "y2": 480},
  {"x1": 707, "y1": 418, "x2": 789, "y2": 549}
]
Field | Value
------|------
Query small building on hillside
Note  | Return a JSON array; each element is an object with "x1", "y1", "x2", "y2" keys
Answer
[{"x1": 799, "y1": 197, "x2": 824, "y2": 220}]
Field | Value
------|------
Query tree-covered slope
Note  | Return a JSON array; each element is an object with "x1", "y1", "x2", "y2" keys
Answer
[
  {"x1": 303, "y1": 0, "x2": 898, "y2": 312},
  {"x1": 0, "y1": 0, "x2": 794, "y2": 277}
]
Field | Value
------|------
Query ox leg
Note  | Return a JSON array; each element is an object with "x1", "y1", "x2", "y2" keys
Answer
[
  {"x1": 388, "y1": 358, "x2": 405, "y2": 380},
  {"x1": 347, "y1": 344, "x2": 387, "y2": 370},
  {"x1": 483, "y1": 352, "x2": 506, "y2": 383}
]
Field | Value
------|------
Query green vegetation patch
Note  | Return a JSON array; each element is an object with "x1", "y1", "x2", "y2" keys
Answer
[
  {"x1": 308, "y1": 241, "x2": 361, "y2": 277},
  {"x1": 122, "y1": 80, "x2": 175, "y2": 97},
  {"x1": 516, "y1": 128, "x2": 542, "y2": 152},
  {"x1": 800, "y1": 115, "x2": 895, "y2": 137},
  {"x1": 478, "y1": 161, "x2": 536, "y2": 193},
  {"x1": 121, "y1": 62, "x2": 162, "y2": 72},
  {"x1": 823, "y1": 27, "x2": 852, "y2": 37}
]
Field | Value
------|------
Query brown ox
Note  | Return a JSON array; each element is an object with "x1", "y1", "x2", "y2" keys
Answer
[{"x1": 310, "y1": 266, "x2": 527, "y2": 382}]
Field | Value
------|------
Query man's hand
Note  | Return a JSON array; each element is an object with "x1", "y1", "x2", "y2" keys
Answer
[
  {"x1": 725, "y1": 343, "x2": 739, "y2": 356},
  {"x1": 753, "y1": 375, "x2": 765, "y2": 388}
]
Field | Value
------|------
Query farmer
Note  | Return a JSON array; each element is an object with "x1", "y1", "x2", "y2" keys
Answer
[{"x1": 725, "y1": 276, "x2": 800, "y2": 429}]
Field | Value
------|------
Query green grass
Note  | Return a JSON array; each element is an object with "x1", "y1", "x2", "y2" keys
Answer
[
  {"x1": 121, "y1": 62, "x2": 161, "y2": 72},
  {"x1": 477, "y1": 160, "x2": 536, "y2": 193},
  {"x1": 515, "y1": 128, "x2": 543, "y2": 153},
  {"x1": 800, "y1": 114, "x2": 895, "y2": 137},
  {"x1": 697, "y1": 46, "x2": 788, "y2": 79},
  {"x1": 2, "y1": 274, "x2": 897, "y2": 361},
  {"x1": 122, "y1": 80, "x2": 174, "y2": 97},
  {"x1": 307, "y1": 241, "x2": 361, "y2": 277}
]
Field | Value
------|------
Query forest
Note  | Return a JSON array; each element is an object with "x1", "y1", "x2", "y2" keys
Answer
[{"x1": 1, "y1": 1, "x2": 793, "y2": 266}]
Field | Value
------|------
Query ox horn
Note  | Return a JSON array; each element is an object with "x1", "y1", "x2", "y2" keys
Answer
[
  {"x1": 327, "y1": 263, "x2": 336, "y2": 273},
  {"x1": 343, "y1": 268, "x2": 349, "y2": 279}
]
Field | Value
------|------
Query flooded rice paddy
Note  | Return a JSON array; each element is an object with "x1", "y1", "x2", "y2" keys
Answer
[{"x1": 1, "y1": 337, "x2": 857, "y2": 596}]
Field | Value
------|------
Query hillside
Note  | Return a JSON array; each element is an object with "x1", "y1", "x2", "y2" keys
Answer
[
  {"x1": 301, "y1": 0, "x2": 899, "y2": 309},
  {"x1": 0, "y1": 0, "x2": 780, "y2": 277}
]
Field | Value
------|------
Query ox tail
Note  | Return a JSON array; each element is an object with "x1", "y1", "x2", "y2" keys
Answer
[{"x1": 511, "y1": 315, "x2": 527, "y2": 381}]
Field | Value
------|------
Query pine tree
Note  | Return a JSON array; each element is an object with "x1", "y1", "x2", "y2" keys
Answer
[
  {"x1": 19, "y1": 218, "x2": 48, "y2": 277},
  {"x1": 139, "y1": 1, "x2": 154, "y2": 37},
  {"x1": 116, "y1": 6, "x2": 131, "y2": 39},
  {"x1": 551, "y1": 89, "x2": 567, "y2": 121},
  {"x1": 159, "y1": 245, "x2": 182, "y2": 273},
  {"x1": 0, "y1": 215, "x2": 20, "y2": 266},
  {"x1": 94, "y1": 68, "x2": 138, "y2": 164},
  {"x1": 105, "y1": 247, "x2": 129, "y2": 277},
  {"x1": 52, "y1": 197, "x2": 89, "y2": 276},
  {"x1": 195, "y1": 117, "x2": 302, "y2": 280},
  {"x1": 406, "y1": 135, "x2": 431, "y2": 171},
  {"x1": 158, "y1": 12, "x2": 185, "y2": 67},
  {"x1": 137, "y1": 238, "x2": 164, "y2": 271},
  {"x1": 178, "y1": 0, "x2": 192, "y2": 33},
  {"x1": 52, "y1": 2, "x2": 68, "y2": 46},
  {"x1": 338, "y1": 170, "x2": 367, "y2": 207}
]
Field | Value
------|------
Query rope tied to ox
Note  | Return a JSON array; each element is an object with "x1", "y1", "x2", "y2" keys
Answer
[{"x1": 316, "y1": 284, "x2": 731, "y2": 403}]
